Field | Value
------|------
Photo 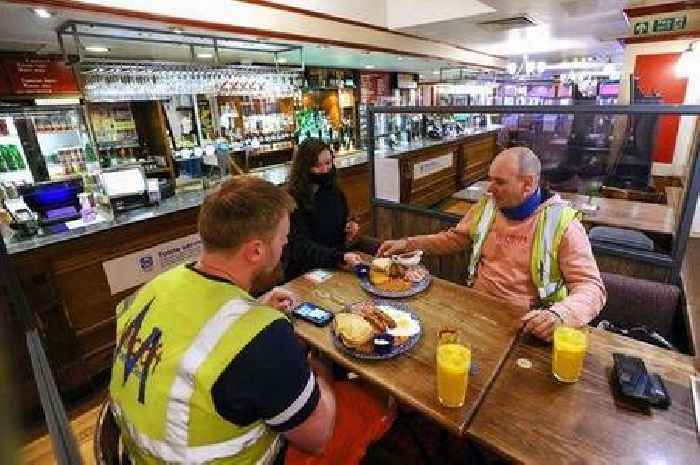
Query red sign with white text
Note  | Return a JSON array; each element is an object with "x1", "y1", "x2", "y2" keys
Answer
[{"x1": 0, "y1": 55, "x2": 79, "y2": 96}]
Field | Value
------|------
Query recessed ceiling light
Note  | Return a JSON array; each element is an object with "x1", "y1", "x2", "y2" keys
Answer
[
  {"x1": 365, "y1": 65, "x2": 375, "y2": 69},
  {"x1": 170, "y1": 27, "x2": 184, "y2": 34},
  {"x1": 397, "y1": 57, "x2": 404, "y2": 61},
  {"x1": 85, "y1": 46, "x2": 110, "y2": 53},
  {"x1": 317, "y1": 45, "x2": 329, "y2": 49},
  {"x1": 432, "y1": 70, "x2": 440, "y2": 75},
  {"x1": 277, "y1": 57, "x2": 288, "y2": 64},
  {"x1": 197, "y1": 53, "x2": 213, "y2": 59},
  {"x1": 33, "y1": 8, "x2": 52, "y2": 19}
]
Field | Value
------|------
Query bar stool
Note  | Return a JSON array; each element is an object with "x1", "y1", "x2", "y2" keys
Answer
[{"x1": 94, "y1": 401, "x2": 130, "y2": 465}]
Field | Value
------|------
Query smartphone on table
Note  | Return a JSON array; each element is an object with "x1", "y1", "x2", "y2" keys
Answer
[{"x1": 292, "y1": 302, "x2": 334, "y2": 327}]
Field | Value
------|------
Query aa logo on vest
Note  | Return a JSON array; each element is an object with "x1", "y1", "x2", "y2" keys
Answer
[{"x1": 115, "y1": 297, "x2": 164, "y2": 404}]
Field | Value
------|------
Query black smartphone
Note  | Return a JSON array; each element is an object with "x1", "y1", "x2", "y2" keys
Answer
[{"x1": 292, "y1": 302, "x2": 334, "y2": 327}]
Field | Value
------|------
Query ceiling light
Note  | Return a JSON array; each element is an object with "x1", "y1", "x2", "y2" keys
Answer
[
  {"x1": 365, "y1": 65, "x2": 375, "y2": 69},
  {"x1": 33, "y1": 8, "x2": 52, "y2": 18},
  {"x1": 277, "y1": 57, "x2": 288, "y2": 64},
  {"x1": 676, "y1": 41, "x2": 700, "y2": 77},
  {"x1": 432, "y1": 70, "x2": 440, "y2": 75},
  {"x1": 317, "y1": 45, "x2": 329, "y2": 49},
  {"x1": 397, "y1": 57, "x2": 404, "y2": 61},
  {"x1": 170, "y1": 27, "x2": 183, "y2": 34},
  {"x1": 85, "y1": 46, "x2": 110, "y2": 53},
  {"x1": 197, "y1": 53, "x2": 213, "y2": 59}
]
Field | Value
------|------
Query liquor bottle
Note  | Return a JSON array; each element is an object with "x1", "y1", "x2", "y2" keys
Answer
[{"x1": 0, "y1": 118, "x2": 8, "y2": 137}]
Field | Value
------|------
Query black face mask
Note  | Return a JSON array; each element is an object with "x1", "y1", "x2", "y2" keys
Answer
[{"x1": 310, "y1": 168, "x2": 336, "y2": 186}]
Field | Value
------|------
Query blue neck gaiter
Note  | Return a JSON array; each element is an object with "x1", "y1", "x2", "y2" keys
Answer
[{"x1": 501, "y1": 188, "x2": 542, "y2": 221}]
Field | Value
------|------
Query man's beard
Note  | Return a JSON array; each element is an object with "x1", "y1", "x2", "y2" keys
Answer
[{"x1": 250, "y1": 260, "x2": 283, "y2": 296}]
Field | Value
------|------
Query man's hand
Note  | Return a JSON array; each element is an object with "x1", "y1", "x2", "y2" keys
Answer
[
  {"x1": 258, "y1": 287, "x2": 299, "y2": 313},
  {"x1": 376, "y1": 239, "x2": 408, "y2": 257},
  {"x1": 520, "y1": 309, "x2": 561, "y2": 342},
  {"x1": 340, "y1": 252, "x2": 363, "y2": 271},
  {"x1": 345, "y1": 221, "x2": 360, "y2": 243}
]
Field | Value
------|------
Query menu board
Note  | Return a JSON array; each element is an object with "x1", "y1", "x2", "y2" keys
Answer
[
  {"x1": 360, "y1": 72, "x2": 391, "y2": 104},
  {"x1": 0, "y1": 54, "x2": 79, "y2": 95}
]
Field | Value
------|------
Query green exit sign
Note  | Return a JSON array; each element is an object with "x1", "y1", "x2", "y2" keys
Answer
[{"x1": 653, "y1": 15, "x2": 687, "y2": 33}]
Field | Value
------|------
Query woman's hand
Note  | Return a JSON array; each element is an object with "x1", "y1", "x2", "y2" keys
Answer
[
  {"x1": 345, "y1": 221, "x2": 360, "y2": 243},
  {"x1": 376, "y1": 239, "x2": 408, "y2": 257},
  {"x1": 340, "y1": 252, "x2": 363, "y2": 270}
]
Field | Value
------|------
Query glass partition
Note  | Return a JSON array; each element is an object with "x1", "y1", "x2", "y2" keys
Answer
[{"x1": 368, "y1": 105, "x2": 700, "y2": 279}]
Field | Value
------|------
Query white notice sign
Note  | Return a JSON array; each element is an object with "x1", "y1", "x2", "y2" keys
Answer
[
  {"x1": 413, "y1": 153, "x2": 453, "y2": 180},
  {"x1": 102, "y1": 233, "x2": 202, "y2": 295}
]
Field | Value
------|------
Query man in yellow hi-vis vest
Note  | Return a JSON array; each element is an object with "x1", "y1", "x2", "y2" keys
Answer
[
  {"x1": 110, "y1": 176, "x2": 336, "y2": 465},
  {"x1": 379, "y1": 147, "x2": 606, "y2": 341}
]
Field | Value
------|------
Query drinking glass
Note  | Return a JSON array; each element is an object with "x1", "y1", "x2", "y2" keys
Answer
[
  {"x1": 552, "y1": 325, "x2": 588, "y2": 383},
  {"x1": 436, "y1": 329, "x2": 471, "y2": 408}
]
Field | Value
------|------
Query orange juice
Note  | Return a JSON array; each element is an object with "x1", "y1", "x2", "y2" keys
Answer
[
  {"x1": 436, "y1": 343, "x2": 471, "y2": 407},
  {"x1": 552, "y1": 326, "x2": 588, "y2": 383}
]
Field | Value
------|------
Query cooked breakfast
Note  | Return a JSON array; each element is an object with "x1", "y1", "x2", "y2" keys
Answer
[
  {"x1": 368, "y1": 257, "x2": 429, "y2": 292},
  {"x1": 334, "y1": 301, "x2": 420, "y2": 354}
]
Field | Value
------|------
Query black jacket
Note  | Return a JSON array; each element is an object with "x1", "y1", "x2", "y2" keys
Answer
[{"x1": 283, "y1": 182, "x2": 349, "y2": 281}]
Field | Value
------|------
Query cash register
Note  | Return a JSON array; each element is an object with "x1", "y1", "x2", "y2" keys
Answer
[
  {"x1": 18, "y1": 179, "x2": 84, "y2": 226},
  {"x1": 100, "y1": 166, "x2": 149, "y2": 213}
]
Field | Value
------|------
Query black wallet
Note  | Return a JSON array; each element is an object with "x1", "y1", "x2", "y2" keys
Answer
[{"x1": 612, "y1": 353, "x2": 671, "y2": 409}]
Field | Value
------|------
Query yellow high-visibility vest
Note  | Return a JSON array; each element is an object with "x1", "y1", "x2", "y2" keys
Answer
[
  {"x1": 109, "y1": 264, "x2": 286, "y2": 465},
  {"x1": 467, "y1": 194, "x2": 581, "y2": 306}
]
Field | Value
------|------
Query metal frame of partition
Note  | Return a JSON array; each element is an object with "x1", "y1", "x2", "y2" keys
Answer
[{"x1": 367, "y1": 104, "x2": 700, "y2": 283}]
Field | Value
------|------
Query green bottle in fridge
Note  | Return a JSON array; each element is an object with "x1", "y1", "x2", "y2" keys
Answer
[
  {"x1": 0, "y1": 146, "x2": 8, "y2": 172},
  {"x1": 8, "y1": 145, "x2": 25, "y2": 169}
]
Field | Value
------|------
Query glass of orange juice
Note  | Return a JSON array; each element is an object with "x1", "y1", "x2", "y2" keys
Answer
[
  {"x1": 436, "y1": 329, "x2": 471, "y2": 408},
  {"x1": 552, "y1": 325, "x2": 588, "y2": 383}
]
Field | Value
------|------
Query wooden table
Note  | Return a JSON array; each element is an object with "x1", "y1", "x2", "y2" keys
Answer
[
  {"x1": 283, "y1": 269, "x2": 522, "y2": 436},
  {"x1": 468, "y1": 329, "x2": 699, "y2": 465},
  {"x1": 439, "y1": 198, "x2": 474, "y2": 217},
  {"x1": 439, "y1": 193, "x2": 675, "y2": 236},
  {"x1": 559, "y1": 192, "x2": 675, "y2": 236}
]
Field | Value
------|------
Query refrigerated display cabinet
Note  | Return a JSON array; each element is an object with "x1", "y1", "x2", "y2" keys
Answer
[{"x1": 0, "y1": 105, "x2": 96, "y2": 185}]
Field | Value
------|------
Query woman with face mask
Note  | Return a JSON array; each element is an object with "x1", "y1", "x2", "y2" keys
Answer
[{"x1": 283, "y1": 138, "x2": 363, "y2": 281}]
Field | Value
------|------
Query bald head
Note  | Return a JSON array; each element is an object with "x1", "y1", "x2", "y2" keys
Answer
[
  {"x1": 487, "y1": 147, "x2": 541, "y2": 209},
  {"x1": 495, "y1": 147, "x2": 541, "y2": 184}
]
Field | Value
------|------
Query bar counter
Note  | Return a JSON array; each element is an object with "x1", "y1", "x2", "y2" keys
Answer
[{"x1": 374, "y1": 126, "x2": 503, "y2": 207}]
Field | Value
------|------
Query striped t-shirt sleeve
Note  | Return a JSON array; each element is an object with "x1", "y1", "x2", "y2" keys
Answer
[{"x1": 211, "y1": 319, "x2": 320, "y2": 432}]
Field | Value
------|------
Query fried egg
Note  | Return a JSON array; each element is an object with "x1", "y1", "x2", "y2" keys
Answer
[{"x1": 377, "y1": 305, "x2": 420, "y2": 337}]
